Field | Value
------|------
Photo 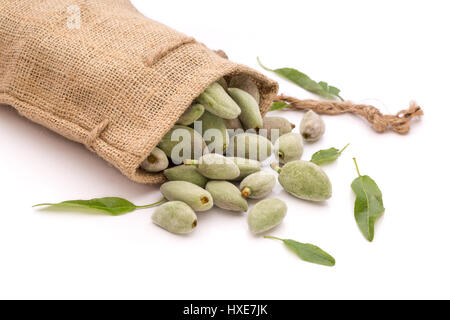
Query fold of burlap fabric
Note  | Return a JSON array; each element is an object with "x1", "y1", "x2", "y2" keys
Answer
[{"x1": 0, "y1": 0, "x2": 278, "y2": 184}]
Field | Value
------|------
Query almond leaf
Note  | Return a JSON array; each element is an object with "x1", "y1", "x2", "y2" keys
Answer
[
  {"x1": 265, "y1": 236, "x2": 336, "y2": 267},
  {"x1": 351, "y1": 159, "x2": 385, "y2": 241},
  {"x1": 33, "y1": 197, "x2": 165, "y2": 216},
  {"x1": 311, "y1": 144, "x2": 349, "y2": 165},
  {"x1": 257, "y1": 58, "x2": 344, "y2": 101}
]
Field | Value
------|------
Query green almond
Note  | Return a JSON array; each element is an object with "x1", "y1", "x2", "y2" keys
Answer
[
  {"x1": 185, "y1": 154, "x2": 240, "y2": 180},
  {"x1": 228, "y1": 88, "x2": 263, "y2": 130},
  {"x1": 261, "y1": 116, "x2": 295, "y2": 140},
  {"x1": 140, "y1": 147, "x2": 169, "y2": 173},
  {"x1": 248, "y1": 199, "x2": 287, "y2": 234},
  {"x1": 158, "y1": 125, "x2": 207, "y2": 163},
  {"x1": 206, "y1": 181, "x2": 248, "y2": 212},
  {"x1": 300, "y1": 110, "x2": 326, "y2": 142},
  {"x1": 160, "y1": 181, "x2": 213, "y2": 212},
  {"x1": 152, "y1": 201, "x2": 198, "y2": 234},
  {"x1": 163, "y1": 165, "x2": 208, "y2": 188},
  {"x1": 230, "y1": 157, "x2": 261, "y2": 181},
  {"x1": 195, "y1": 111, "x2": 230, "y2": 153},
  {"x1": 177, "y1": 104, "x2": 205, "y2": 126},
  {"x1": 274, "y1": 133, "x2": 304, "y2": 164},
  {"x1": 229, "y1": 133, "x2": 273, "y2": 161},
  {"x1": 240, "y1": 171, "x2": 276, "y2": 199},
  {"x1": 272, "y1": 161, "x2": 332, "y2": 201},
  {"x1": 196, "y1": 82, "x2": 241, "y2": 120}
]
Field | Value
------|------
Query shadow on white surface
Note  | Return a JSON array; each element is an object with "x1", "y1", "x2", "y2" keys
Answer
[{"x1": 0, "y1": 104, "x2": 160, "y2": 201}]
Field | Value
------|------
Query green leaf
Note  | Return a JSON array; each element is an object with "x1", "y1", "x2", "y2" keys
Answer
[
  {"x1": 311, "y1": 144, "x2": 350, "y2": 165},
  {"x1": 351, "y1": 159, "x2": 385, "y2": 242},
  {"x1": 270, "y1": 102, "x2": 289, "y2": 111},
  {"x1": 319, "y1": 82, "x2": 344, "y2": 101},
  {"x1": 265, "y1": 236, "x2": 335, "y2": 267},
  {"x1": 33, "y1": 197, "x2": 166, "y2": 216},
  {"x1": 257, "y1": 58, "x2": 344, "y2": 101}
]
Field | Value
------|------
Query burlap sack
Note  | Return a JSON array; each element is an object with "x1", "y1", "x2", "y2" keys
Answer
[{"x1": 0, "y1": 0, "x2": 278, "y2": 184}]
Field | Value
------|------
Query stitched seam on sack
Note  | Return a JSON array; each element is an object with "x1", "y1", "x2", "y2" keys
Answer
[{"x1": 0, "y1": 92, "x2": 141, "y2": 157}]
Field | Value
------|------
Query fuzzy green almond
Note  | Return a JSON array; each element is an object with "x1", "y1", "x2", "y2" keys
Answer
[
  {"x1": 140, "y1": 147, "x2": 169, "y2": 173},
  {"x1": 152, "y1": 201, "x2": 198, "y2": 234},
  {"x1": 229, "y1": 133, "x2": 273, "y2": 161},
  {"x1": 271, "y1": 161, "x2": 332, "y2": 201},
  {"x1": 176, "y1": 103, "x2": 205, "y2": 126},
  {"x1": 196, "y1": 82, "x2": 241, "y2": 120},
  {"x1": 274, "y1": 132, "x2": 304, "y2": 164},
  {"x1": 248, "y1": 199, "x2": 287, "y2": 234},
  {"x1": 163, "y1": 165, "x2": 208, "y2": 188},
  {"x1": 300, "y1": 110, "x2": 325, "y2": 142},
  {"x1": 230, "y1": 157, "x2": 261, "y2": 181},
  {"x1": 262, "y1": 116, "x2": 295, "y2": 140},
  {"x1": 206, "y1": 181, "x2": 248, "y2": 212},
  {"x1": 158, "y1": 125, "x2": 207, "y2": 163},
  {"x1": 185, "y1": 154, "x2": 240, "y2": 180},
  {"x1": 240, "y1": 171, "x2": 276, "y2": 199},
  {"x1": 196, "y1": 111, "x2": 230, "y2": 153},
  {"x1": 228, "y1": 88, "x2": 263, "y2": 130},
  {"x1": 160, "y1": 181, "x2": 213, "y2": 212}
]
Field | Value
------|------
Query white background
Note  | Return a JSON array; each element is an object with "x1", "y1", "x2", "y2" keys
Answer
[{"x1": 0, "y1": 0, "x2": 448, "y2": 300}]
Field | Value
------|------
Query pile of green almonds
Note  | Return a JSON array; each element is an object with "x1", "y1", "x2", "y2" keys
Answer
[{"x1": 141, "y1": 75, "x2": 329, "y2": 235}]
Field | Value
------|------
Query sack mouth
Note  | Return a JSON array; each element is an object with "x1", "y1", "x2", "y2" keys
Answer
[
  {"x1": 0, "y1": 2, "x2": 278, "y2": 185},
  {"x1": 130, "y1": 47, "x2": 279, "y2": 184}
]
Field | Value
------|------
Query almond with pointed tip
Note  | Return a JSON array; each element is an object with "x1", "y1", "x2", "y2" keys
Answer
[
  {"x1": 261, "y1": 116, "x2": 295, "y2": 140},
  {"x1": 196, "y1": 82, "x2": 241, "y2": 120},
  {"x1": 160, "y1": 181, "x2": 213, "y2": 212},
  {"x1": 228, "y1": 88, "x2": 263, "y2": 130},
  {"x1": 152, "y1": 201, "x2": 198, "y2": 234},
  {"x1": 206, "y1": 181, "x2": 248, "y2": 212},
  {"x1": 300, "y1": 110, "x2": 325, "y2": 142}
]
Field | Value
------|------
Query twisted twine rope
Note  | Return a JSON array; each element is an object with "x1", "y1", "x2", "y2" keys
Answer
[
  {"x1": 276, "y1": 95, "x2": 423, "y2": 134},
  {"x1": 214, "y1": 49, "x2": 423, "y2": 134}
]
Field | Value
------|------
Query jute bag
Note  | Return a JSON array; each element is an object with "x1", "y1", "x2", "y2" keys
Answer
[{"x1": 0, "y1": 0, "x2": 278, "y2": 184}]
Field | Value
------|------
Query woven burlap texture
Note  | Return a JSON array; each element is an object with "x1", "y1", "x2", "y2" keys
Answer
[{"x1": 0, "y1": 0, "x2": 278, "y2": 184}]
